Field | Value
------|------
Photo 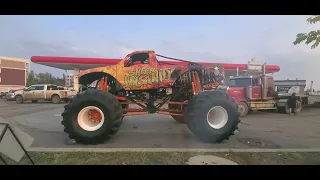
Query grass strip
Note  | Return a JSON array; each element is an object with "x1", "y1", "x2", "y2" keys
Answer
[{"x1": 1, "y1": 151, "x2": 320, "y2": 165}]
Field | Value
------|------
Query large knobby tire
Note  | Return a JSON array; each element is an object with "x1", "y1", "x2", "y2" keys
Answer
[
  {"x1": 61, "y1": 90, "x2": 123, "y2": 145},
  {"x1": 51, "y1": 95, "x2": 61, "y2": 104},
  {"x1": 237, "y1": 101, "x2": 249, "y2": 117},
  {"x1": 186, "y1": 91, "x2": 240, "y2": 143},
  {"x1": 168, "y1": 104, "x2": 186, "y2": 124},
  {"x1": 15, "y1": 95, "x2": 23, "y2": 104}
]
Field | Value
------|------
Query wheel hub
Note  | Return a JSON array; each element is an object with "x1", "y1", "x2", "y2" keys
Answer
[
  {"x1": 206, "y1": 106, "x2": 228, "y2": 129},
  {"x1": 238, "y1": 105, "x2": 245, "y2": 114},
  {"x1": 77, "y1": 106, "x2": 105, "y2": 131},
  {"x1": 89, "y1": 110, "x2": 102, "y2": 121}
]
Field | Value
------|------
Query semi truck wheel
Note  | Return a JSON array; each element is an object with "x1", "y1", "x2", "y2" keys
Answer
[
  {"x1": 238, "y1": 101, "x2": 249, "y2": 117},
  {"x1": 186, "y1": 91, "x2": 240, "y2": 143},
  {"x1": 61, "y1": 89, "x2": 123, "y2": 145}
]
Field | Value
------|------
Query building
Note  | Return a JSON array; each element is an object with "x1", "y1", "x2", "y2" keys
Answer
[
  {"x1": 0, "y1": 57, "x2": 30, "y2": 92},
  {"x1": 274, "y1": 79, "x2": 307, "y2": 95},
  {"x1": 65, "y1": 74, "x2": 74, "y2": 87}
]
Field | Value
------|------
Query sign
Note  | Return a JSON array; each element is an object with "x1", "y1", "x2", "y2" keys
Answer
[
  {"x1": 277, "y1": 86, "x2": 291, "y2": 92},
  {"x1": 247, "y1": 58, "x2": 262, "y2": 71},
  {"x1": 124, "y1": 67, "x2": 175, "y2": 88},
  {"x1": 0, "y1": 117, "x2": 34, "y2": 163}
]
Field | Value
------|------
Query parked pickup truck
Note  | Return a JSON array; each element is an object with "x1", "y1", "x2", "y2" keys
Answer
[{"x1": 14, "y1": 84, "x2": 76, "y2": 104}]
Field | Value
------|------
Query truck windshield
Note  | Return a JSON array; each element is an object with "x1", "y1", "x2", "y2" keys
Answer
[{"x1": 229, "y1": 78, "x2": 251, "y2": 87}]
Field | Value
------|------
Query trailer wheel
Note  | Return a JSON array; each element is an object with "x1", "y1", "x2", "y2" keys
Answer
[
  {"x1": 61, "y1": 89, "x2": 123, "y2": 145},
  {"x1": 186, "y1": 91, "x2": 240, "y2": 143},
  {"x1": 295, "y1": 101, "x2": 302, "y2": 113},
  {"x1": 278, "y1": 100, "x2": 302, "y2": 114},
  {"x1": 238, "y1": 101, "x2": 249, "y2": 117}
]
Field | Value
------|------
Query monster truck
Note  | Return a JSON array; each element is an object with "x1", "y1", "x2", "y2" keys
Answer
[{"x1": 61, "y1": 50, "x2": 240, "y2": 145}]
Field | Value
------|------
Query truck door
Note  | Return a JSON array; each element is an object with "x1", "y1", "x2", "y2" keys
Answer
[
  {"x1": 251, "y1": 77, "x2": 262, "y2": 99},
  {"x1": 119, "y1": 51, "x2": 158, "y2": 90},
  {"x1": 24, "y1": 86, "x2": 36, "y2": 99},
  {"x1": 46, "y1": 85, "x2": 59, "y2": 99},
  {"x1": 32, "y1": 85, "x2": 46, "y2": 99}
]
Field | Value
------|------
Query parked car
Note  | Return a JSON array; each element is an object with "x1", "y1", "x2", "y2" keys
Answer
[
  {"x1": 6, "y1": 89, "x2": 19, "y2": 101},
  {"x1": 14, "y1": 84, "x2": 76, "y2": 104},
  {"x1": 0, "y1": 92, "x2": 8, "y2": 99}
]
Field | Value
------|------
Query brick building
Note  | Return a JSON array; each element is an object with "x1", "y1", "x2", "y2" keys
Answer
[
  {"x1": 0, "y1": 57, "x2": 30, "y2": 92},
  {"x1": 65, "y1": 74, "x2": 74, "y2": 87}
]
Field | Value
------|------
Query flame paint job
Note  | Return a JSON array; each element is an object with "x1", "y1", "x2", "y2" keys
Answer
[
  {"x1": 79, "y1": 50, "x2": 204, "y2": 90},
  {"x1": 31, "y1": 56, "x2": 281, "y2": 72}
]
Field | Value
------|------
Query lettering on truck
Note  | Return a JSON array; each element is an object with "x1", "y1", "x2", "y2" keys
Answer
[{"x1": 124, "y1": 68, "x2": 175, "y2": 88}]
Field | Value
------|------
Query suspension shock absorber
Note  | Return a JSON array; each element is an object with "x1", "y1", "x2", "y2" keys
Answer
[
  {"x1": 191, "y1": 71, "x2": 202, "y2": 95},
  {"x1": 98, "y1": 77, "x2": 108, "y2": 91}
]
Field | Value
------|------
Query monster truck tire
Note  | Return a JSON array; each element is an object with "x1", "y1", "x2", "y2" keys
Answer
[
  {"x1": 238, "y1": 101, "x2": 249, "y2": 117},
  {"x1": 168, "y1": 104, "x2": 186, "y2": 124},
  {"x1": 61, "y1": 89, "x2": 123, "y2": 145},
  {"x1": 15, "y1": 95, "x2": 24, "y2": 104},
  {"x1": 186, "y1": 91, "x2": 240, "y2": 143}
]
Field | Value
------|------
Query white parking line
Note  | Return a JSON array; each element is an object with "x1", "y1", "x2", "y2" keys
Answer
[{"x1": 28, "y1": 147, "x2": 320, "y2": 153}]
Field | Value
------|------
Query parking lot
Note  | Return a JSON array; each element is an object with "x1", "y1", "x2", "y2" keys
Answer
[{"x1": 1, "y1": 99, "x2": 320, "y2": 149}]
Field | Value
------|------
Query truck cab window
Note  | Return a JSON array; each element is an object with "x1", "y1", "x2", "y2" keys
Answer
[
  {"x1": 35, "y1": 86, "x2": 44, "y2": 90},
  {"x1": 252, "y1": 78, "x2": 260, "y2": 86},
  {"x1": 27, "y1": 86, "x2": 36, "y2": 91},
  {"x1": 229, "y1": 78, "x2": 251, "y2": 87},
  {"x1": 47, "y1": 85, "x2": 58, "y2": 90},
  {"x1": 124, "y1": 53, "x2": 150, "y2": 67}
]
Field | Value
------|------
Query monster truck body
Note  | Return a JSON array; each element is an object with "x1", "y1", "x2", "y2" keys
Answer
[{"x1": 61, "y1": 50, "x2": 240, "y2": 145}]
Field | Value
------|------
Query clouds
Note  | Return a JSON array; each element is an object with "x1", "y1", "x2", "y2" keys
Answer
[{"x1": 0, "y1": 15, "x2": 319, "y2": 88}]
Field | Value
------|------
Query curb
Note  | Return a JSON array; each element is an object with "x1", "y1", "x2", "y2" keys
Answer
[{"x1": 28, "y1": 147, "x2": 320, "y2": 153}]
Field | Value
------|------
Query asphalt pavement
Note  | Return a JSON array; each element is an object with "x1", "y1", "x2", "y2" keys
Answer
[{"x1": 1, "y1": 99, "x2": 320, "y2": 149}]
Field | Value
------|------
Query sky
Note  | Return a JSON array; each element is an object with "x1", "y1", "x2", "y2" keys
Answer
[{"x1": 1, "y1": 15, "x2": 320, "y2": 89}]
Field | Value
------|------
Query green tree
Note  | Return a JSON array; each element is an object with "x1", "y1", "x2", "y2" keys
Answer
[
  {"x1": 26, "y1": 70, "x2": 38, "y2": 87},
  {"x1": 26, "y1": 71, "x2": 65, "y2": 87},
  {"x1": 293, "y1": 15, "x2": 320, "y2": 49}
]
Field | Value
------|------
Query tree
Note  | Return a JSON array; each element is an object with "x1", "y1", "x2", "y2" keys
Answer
[
  {"x1": 293, "y1": 15, "x2": 320, "y2": 49},
  {"x1": 26, "y1": 71, "x2": 65, "y2": 87},
  {"x1": 26, "y1": 70, "x2": 37, "y2": 87}
]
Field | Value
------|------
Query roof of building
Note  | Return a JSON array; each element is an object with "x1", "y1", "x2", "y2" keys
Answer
[{"x1": 0, "y1": 56, "x2": 29, "y2": 63}]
